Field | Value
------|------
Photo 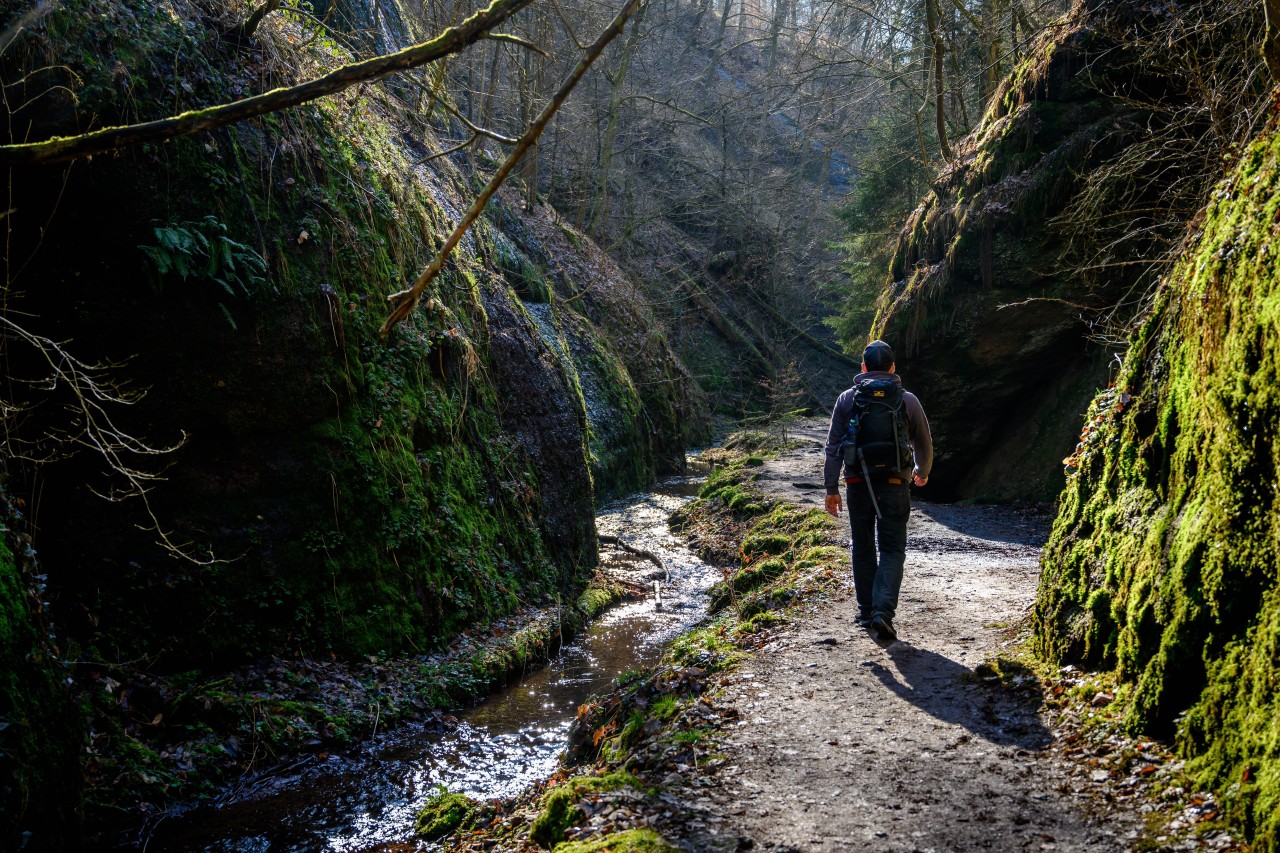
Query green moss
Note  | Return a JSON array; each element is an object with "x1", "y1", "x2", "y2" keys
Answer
[
  {"x1": 738, "y1": 611, "x2": 787, "y2": 634},
  {"x1": 0, "y1": 521, "x2": 83, "y2": 851},
  {"x1": 494, "y1": 234, "x2": 553, "y2": 303},
  {"x1": 740, "y1": 532, "x2": 792, "y2": 558},
  {"x1": 414, "y1": 790, "x2": 477, "y2": 840},
  {"x1": 668, "y1": 618, "x2": 744, "y2": 672},
  {"x1": 1035, "y1": 123, "x2": 1280, "y2": 850},
  {"x1": 649, "y1": 695, "x2": 679, "y2": 720},
  {"x1": 551, "y1": 828, "x2": 679, "y2": 853},
  {"x1": 723, "y1": 429, "x2": 795, "y2": 455},
  {"x1": 577, "y1": 577, "x2": 625, "y2": 619},
  {"x1": 531, "y1": 773, "x2": 643, "y2": 847}
]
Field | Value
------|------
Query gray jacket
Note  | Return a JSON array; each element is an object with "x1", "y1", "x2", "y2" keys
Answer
[{"x1": 823, "y1": 371, "x2": 933, "y2": 495}]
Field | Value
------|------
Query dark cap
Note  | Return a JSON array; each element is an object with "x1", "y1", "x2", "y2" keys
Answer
[{"x1": 862, "y1": 340, "x2": 895, "y2": 371}]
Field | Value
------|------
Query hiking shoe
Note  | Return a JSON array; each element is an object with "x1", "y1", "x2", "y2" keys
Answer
[
  {"x1": 872, "y1": 615, "x2": 897, "y2": 641},
  {"x1": 855, "y1": 613, "x2": 873, "y2": 628}
]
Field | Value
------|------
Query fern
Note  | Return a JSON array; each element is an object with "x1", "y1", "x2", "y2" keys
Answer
[{"x1": 138, "y1": 217, "x2": 267, "y2": 330}]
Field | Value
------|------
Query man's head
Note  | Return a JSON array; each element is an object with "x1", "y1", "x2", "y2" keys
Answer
[{"x1": 861, "y1": 339, "x2": 895, "y2": 373}]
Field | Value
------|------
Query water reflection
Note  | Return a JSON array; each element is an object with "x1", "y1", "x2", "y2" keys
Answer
[{"x1": 148, "y1": 474, "x2": 714, "y2": 852}]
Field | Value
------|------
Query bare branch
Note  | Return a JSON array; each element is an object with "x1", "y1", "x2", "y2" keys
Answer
[
  {"x1": 0, "y1": 314, "x2": 211, "y2": 563},
  {"x1": 0, "y1": 0, "x2": 57, "y2": 57},
  {"x1": 482, "y1": 31, "x2": 552, "y2": 57},
  {"x1": 415, "y1": 132, "x2": 481, "y2": 163},
  {"x1": 440, "y1": 98, "x2": 520, "y2": 144}
]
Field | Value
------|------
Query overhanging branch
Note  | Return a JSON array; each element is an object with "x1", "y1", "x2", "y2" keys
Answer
[{"x1": 0, "y1": 0, "x2": 537, "y2": 167}]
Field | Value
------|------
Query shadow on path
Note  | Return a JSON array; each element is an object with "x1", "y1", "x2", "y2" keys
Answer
[
  {"x1": 912, "y1": 501, "x2": 1049, "y2": 548},
  {"x1": 864, "y1": 638, "x2": 1052, "y2": 750}
]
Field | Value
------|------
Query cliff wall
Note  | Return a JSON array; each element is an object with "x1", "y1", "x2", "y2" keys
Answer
[
  {"x1": 0, "y1": 3, "x2": 707, "y2": 841},
  {"x1": 1036, "y1": 110, "x2": 1280, "y2": 853}
]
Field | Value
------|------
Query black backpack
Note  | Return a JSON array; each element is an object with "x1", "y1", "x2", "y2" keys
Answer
[{"x1": 842, "y1": 378, "x2": 913, "y2": 475}]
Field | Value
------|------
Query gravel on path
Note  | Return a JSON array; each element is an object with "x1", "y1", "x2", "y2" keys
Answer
[{"x1": 701, "y1": 422, "x2": 1138, "y2": 852}]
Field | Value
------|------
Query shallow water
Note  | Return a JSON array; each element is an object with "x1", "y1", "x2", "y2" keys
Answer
[{"x1": 147, "y1": 472, "x2": 715, "y2": 852}]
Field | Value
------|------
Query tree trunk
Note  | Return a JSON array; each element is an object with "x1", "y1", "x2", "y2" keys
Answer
[
  {"x1": 767, "y1": 0, "x2": 789, "y2": 69},
  {"x1": 590, "y1": 3, "x2": 647, "y2": 237},
  {"x1": 1265, "y1": 0, "x2": 1280, "y2": 83},
  {"x1": 717, "y1": 0, "x2": 734, "y2": 40},
  {"x1": 926, "y1": 0, "x2": 952, "y2": 161}
]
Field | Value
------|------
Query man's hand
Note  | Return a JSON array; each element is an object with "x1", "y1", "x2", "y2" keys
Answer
[
  {"x1": 913, "y1": 471, "x2": 928, "y2": 487},
  {"x1": 825, "y1": 493, "x2": 842, "y2": 517}
]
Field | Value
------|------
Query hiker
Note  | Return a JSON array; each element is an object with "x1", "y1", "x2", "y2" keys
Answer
[{"x1": 822, "y1": 339, "x2": 932, "y2": 641}]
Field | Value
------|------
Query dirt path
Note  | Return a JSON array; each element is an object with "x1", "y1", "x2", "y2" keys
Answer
[{"x1": 699, "y1": 423, "x2": 1137, "y2": 852}]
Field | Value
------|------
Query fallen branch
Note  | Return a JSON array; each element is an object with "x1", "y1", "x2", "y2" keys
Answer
[
  {"x1": 380, "y1": 0, "x2": 646, "y2": 335},
  {"x1": 0, "y1": 0, "x2": 537, "y2": 166},
  {"x1": 599, "y1": 533, "x2": 665, "y2": 577},
  {"x1": 996, "y1": 296, "x2": 1099, "y2": 312}
]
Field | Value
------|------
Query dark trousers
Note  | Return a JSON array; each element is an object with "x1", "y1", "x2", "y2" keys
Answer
[{"x1": 847, "y1": 478, "x2": 910, "y2": 621}]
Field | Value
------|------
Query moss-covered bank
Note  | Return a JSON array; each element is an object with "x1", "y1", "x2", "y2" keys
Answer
[
  {"x1": 1036, "y1": 119, "x2": 1280, "y2": 849},
  {"x1": 0, "y1": 0, "x2": 701, "y2": 662},
  {"x1": 0, "y1": 0, "x2": 704, "y2": 838}
]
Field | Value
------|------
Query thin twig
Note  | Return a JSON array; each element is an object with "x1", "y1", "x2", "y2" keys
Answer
[
  {"x1": 414, "y1": 132, "x2": 480, "y2": 164},
  {"x1": 439, "y1": 98, "x2": 519, "y2": 143},
  {"x1": 482, "y1": 32, "x2": 552, "y2": 57}
]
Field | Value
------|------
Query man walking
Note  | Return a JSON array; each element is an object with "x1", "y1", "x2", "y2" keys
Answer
[{"x1": 823, "y1": 340, "x2": 932, "y2": 641}]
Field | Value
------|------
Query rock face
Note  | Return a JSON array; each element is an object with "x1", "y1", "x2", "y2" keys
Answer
[
  {"x1": 1036, "y1": 121, "x2": 1280, "y2": 850},
  {"x1": 0, "y1": 0, "x2": 702, "y2": 667},
  {"x1": 871, "y1": 0, "x2": 1260, "y2": 501},
  {"x1": 0, "y1": 494, "x2": 82, "y2": 853}
]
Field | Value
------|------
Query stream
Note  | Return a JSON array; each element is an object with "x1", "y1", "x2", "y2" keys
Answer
[{"x1": 147, "y1": 470, "x2": 716, "y2": 852}]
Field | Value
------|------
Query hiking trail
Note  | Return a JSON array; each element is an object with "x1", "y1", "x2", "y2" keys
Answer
[{"x1": 693, "y1": 421, "x2": 1141, "y2": 852}]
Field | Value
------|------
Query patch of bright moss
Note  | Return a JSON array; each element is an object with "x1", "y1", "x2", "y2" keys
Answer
[
  {"x1": 740, "y1": 532, "x2": 791, "y2": 559},
  {"x1": 551, "y1": 828, "x2": 679, "y2": 853},
  {"x1": 530, "y1": 773, "x2": 642, "y2": 847},
  {"x1": 1035, "y1": 122, "x2": 1280, "y2": 849},
  {"x1": 414, "y1": 789, "x2": 476, "y2": 840}
]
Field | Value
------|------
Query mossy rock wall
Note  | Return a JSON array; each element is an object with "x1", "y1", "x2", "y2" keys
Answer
[
  {"x1": 0, "y1": 497, "x2": 83, "y2": 852},
  {"x1": 870, "y1": 0, "x2": 1261, "y2": 501},
  {"x1": 490, "y1": 197, "x2": 709, "y2": 485},
  {"x1": 0, "y1": 0, "x2": 696, "y2": 666},
  {"x1": 1035, "y1": 121, "x2": 1280, "y2": 849}
]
